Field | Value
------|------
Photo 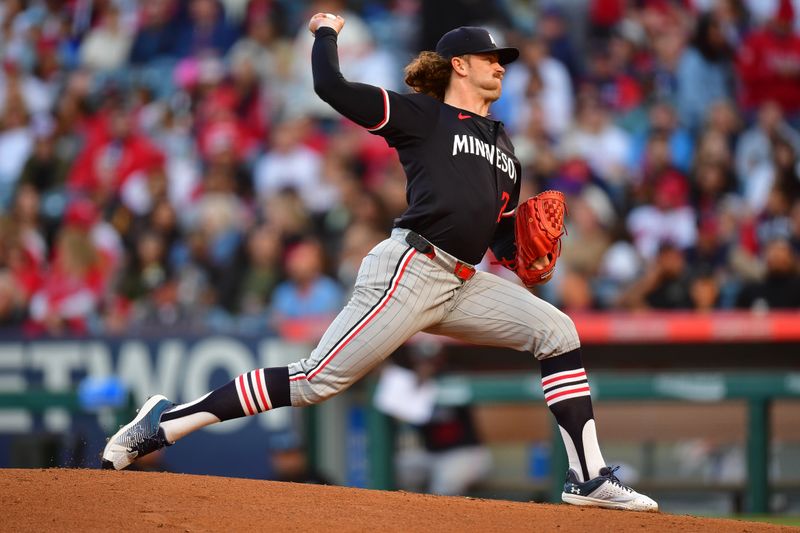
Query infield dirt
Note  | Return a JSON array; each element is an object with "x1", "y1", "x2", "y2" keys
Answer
[{"x1": 1, "y1": 468, "x2": 796, "y2": 532}]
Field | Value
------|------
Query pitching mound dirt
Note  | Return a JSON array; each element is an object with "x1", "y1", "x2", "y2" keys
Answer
[{"x1": 0, "y1": 469, "x2": 795, "y2": 532}]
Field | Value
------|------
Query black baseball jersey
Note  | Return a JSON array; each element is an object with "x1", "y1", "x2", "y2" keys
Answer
[{"x1": 312, "y1": 27, "x2": 520, "y2": 265}]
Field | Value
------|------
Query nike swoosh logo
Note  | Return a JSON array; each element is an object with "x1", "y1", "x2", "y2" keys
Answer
[{"x1": 458, "y1": 112, "x2": 472, "y2": 120}]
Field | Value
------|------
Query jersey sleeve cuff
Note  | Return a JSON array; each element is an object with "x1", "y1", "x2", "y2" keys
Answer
[{"x1": 314, "y1": 27, "x2": 338, "y2": 39}]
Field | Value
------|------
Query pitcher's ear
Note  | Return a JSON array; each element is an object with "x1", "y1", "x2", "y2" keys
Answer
[{"x1": 451, "y1": 55, "x2": 468, "y2": 75}]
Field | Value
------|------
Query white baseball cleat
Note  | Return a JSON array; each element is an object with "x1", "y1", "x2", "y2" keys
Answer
[
  {"x1": 561, "y1": 466, "x2": 659, "y2": 512},
  {"x1": 101, "y1": 395, "x2": 174, "y2": 471}
]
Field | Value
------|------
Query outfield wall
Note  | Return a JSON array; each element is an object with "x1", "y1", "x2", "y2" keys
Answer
[{"x1": 0, "y1": 311, "x2": 798, "y2": 502}]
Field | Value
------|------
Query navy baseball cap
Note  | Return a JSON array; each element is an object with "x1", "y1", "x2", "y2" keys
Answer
[{"x1": 436, "y1": 27, "x2": 519, "y2": 65}]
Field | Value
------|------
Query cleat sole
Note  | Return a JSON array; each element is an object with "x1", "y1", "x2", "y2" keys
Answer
[{"x1": 562, "y1": 492, "x2": 659, "y2": 512}]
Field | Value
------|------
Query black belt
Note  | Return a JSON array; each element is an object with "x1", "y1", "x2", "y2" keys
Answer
[{"x1": 404, "y1": 231, "x2": 476, "y2": 281}]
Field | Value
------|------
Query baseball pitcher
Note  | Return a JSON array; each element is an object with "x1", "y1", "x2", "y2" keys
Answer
[{"x1": 103, "y1": 13, "x2": 657, "y2": 512}]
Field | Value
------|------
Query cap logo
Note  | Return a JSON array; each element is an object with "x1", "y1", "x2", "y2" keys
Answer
[{"x1": 488, "y1": 32, "x2": 496, "y2": 46}]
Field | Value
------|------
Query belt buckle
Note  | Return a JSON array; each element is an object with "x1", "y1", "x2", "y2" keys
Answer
[{"x1": 454, "y1": 262, "x2": 475, "y2": 281}]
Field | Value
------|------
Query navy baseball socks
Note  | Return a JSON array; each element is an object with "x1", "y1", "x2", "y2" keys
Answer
[
  {"x1": 541, "y1": 349, "x2": 658, "y2": 512},
  {"x1": 102, "y1": 367, "x2": 291, "y2": 470}
]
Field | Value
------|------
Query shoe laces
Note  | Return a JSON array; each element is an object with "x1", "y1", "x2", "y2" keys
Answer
[{"x1": 602, "y1": 465, "x2": 632, "y2": 493}]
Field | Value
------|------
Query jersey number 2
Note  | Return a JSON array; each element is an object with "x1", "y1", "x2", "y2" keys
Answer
[{"x1": 496, "y1": 191, "x2": 510, "y2": 223}]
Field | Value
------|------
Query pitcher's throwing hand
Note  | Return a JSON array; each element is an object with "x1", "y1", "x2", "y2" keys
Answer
[{"x1": 308, "y1": 12, "x2": 344, "y2": 35}]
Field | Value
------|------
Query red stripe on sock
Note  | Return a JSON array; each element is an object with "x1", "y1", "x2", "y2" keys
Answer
[
  {"x1": 542, "y1": 370, "x2": 586, "y2": 388},
  {"x1": 254, "y1": 369, "x2": 271, "y2": 410},
  {"x1": 545, "y1": 386, "x2": 591, "y2": 403},
  {"x1": 238, "y1": 374, "x2": 255, "y2": 415}
]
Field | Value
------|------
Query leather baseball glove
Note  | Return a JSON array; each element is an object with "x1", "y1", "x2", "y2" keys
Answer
[{"x1": 499, "y1": 190, "x2": 567, "y2": 287}]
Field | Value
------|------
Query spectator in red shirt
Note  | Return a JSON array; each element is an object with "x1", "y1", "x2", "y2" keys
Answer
[
  {"x1": 736, "y1": 0, "x2": 800, "y2": 116},
  {"x1": 0, "y1": 215, "x2": 45, "y2": 325},
  {"x1": 67, "y1": 103, "x2": 165, "y2": 205},
  {"x1": 589, "y1": 0, "x2": 626, "y2": 41},
  {"x1": 27, "y1": 223, "x2": 106, "y2": 336},
  {"x1": 195, "y1": 55, "x2": 268, "y2": 167}
]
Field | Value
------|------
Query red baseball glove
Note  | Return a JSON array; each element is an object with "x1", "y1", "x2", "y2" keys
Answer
[{"x1": 499, "y1": 190, "x2": 567, "y2": 287}]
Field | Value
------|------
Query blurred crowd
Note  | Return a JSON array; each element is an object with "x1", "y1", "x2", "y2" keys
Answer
[{"x1": 0, "y1": 0, "x2": 799, "y2": 337}]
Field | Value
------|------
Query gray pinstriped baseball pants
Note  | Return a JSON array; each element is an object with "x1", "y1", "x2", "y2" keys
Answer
[{"x1": 287, "y1": 228, "x2": 580, "y2": 406}]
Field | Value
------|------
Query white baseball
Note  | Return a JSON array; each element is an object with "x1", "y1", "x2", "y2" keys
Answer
[{"x1": 325, "y1": 13, "x2": 337, "y2": 20}]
